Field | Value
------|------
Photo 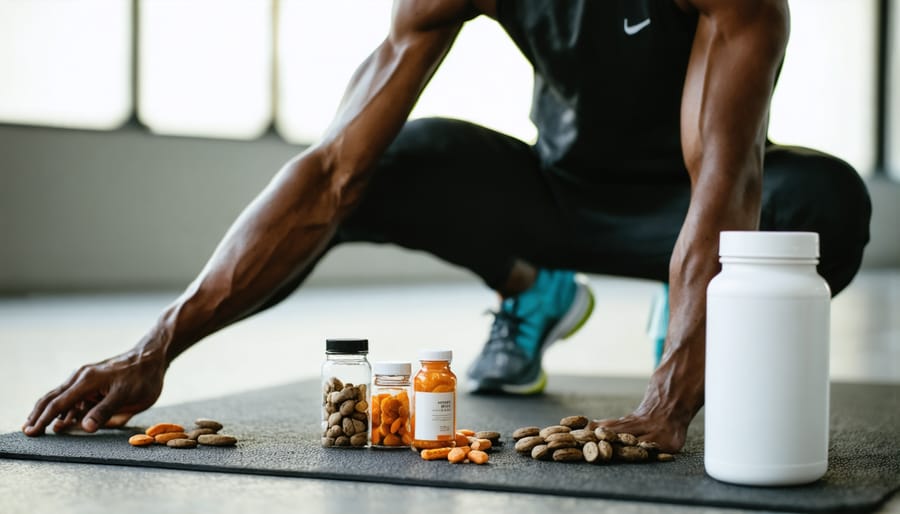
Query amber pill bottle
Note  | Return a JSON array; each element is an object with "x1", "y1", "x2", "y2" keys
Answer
[{"x1": 411, "y1": 349, "x2": 456, "y2": 450}]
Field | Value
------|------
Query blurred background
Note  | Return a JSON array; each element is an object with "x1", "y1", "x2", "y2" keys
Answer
[
  {"x1": 2, "y1": 0, "x2": 899, "y2": 414},
  {"x1": 0, "y1": 3, "x2": 898, "y2": 512},
  {"x1": 1, "y1": 0, "x2": 898, "y2": 292}
]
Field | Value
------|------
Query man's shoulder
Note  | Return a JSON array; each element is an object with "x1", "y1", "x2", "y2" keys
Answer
[{"x1": 392, "y1": 0, "x2": 486, "y2": 32}]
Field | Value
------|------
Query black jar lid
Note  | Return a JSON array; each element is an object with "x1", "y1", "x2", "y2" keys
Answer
[{"x1": 326, "y1": 338, "x2": 369, "y2": 354}]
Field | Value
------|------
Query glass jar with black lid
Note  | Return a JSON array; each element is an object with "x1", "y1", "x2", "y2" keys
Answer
[{"x1": 320, "y1": 338, "x2": 371, "y2": 448}]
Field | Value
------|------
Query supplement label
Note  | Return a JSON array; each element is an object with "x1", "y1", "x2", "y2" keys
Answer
[{"x1": 414, "y1": 391, "x2": 454, "y2": 440}]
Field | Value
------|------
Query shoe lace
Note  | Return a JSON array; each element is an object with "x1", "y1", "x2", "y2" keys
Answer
[{"x1": 484, "y1": 309, "x2": 523, "y2": 352}]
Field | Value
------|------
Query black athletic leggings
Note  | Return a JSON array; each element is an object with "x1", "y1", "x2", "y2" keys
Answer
[{"x1": 266, "y1": 117, "x2": 872, "y2": 309}]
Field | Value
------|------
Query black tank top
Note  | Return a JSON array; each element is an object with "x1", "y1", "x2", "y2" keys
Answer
[{"x1": 496, "y1": 0, "x2": 698, "y2": 183}]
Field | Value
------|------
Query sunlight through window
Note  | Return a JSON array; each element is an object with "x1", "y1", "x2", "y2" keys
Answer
[
  {"x1": 0, "y1": 0, "x2": 131, "y2": 129},
  {"x1": 888, "y1": 0, "x2": 900, "y2": 180},
  {"x1": 138, "y1": 0, "x2": 273, "y2": 139},
  {"x1": 276, "y1": 1, "x2": 534, "y2": 145},
  {"x1": 769, "y1": 0, "x2": 877, "y2": 175}
]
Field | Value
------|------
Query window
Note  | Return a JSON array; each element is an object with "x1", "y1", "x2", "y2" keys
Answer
[
  {"x1": 889, "y1": 0, "x2": 900, "y2": 180},
  {"x1": 0, "y1": 0, "x2": 890, "y2": 174},
  {"x1": 0, "y1": 0, "x2": 131, "y2": 130},
  {"x1": 137, "y1": 0, "x2": 273, "y2": 139},
  {"x1": 276, "y1": 0, "x2": 389, "y2": 144},
  {"x1": 276, "y1": 1, "x2": 534, "y2": 144},
  {"x1": 410, "y1": 16, "x2": 535, "y2": 144},
  {"x1": 769, "y1": 0, "x2": 878, "y2": 175}
]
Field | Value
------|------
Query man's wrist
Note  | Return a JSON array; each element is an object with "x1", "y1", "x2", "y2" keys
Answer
[
  {"x1": 136, "y1": 304, "x2": 191, "y2": 367},
  {"x1": 653, "y1": 332, "x2": 706, "y2": 419}
]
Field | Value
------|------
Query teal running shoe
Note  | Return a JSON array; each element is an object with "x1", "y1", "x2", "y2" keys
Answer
[
  {"x1": 466, "y1": 269, "x2": 595, "y2": 394},
  {"x1": 647, "y1": 283, "x2": 669, "y2": 367}
]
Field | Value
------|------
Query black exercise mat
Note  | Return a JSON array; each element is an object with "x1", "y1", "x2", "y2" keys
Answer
[{"x1": 2, "y1": 376, "x2": 898, "y2": 513}]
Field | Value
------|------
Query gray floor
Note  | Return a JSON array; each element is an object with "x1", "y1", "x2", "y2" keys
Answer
[{"x1": 1, "y1": 271, "x2": 898, "y2": 514}]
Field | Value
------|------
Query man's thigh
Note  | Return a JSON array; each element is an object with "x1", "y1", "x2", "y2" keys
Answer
[
  {"x1": 760, "y1": 145, "x2": 871, "y2": 295},
  {"x1": 538, "y1": 145, "x2": 870, "y2": 292},
  {"x1": 339, "y1": 117, "x2": 568, "y2": 288},
  {"x1": 341, "y1": 126, "x2": 870, "y2": 295},
  {"x1": 530, "y1": 176, "x2": 690, "y2": 282}
]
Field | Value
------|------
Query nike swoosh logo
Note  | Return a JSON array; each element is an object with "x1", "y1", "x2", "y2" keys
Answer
[{"x1": 624, "y1": 17, "x2": 651, "y2": 36}]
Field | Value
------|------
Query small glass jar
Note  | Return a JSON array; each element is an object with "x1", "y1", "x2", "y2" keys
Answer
[
  {"x1": 412, "y1": 349, "x2": 456, "y2": 451},
  {"x1": 321, "y1": 338, "x2": 371, "y2": 448},
  {"x1": 371, "y1": 361, "x2": 413, "y2": 448}
]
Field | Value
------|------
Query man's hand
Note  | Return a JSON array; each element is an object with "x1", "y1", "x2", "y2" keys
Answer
[
  {"x1": 22, "y1": 347, "x2": 166, "y2": 436},
  {"x1": 21, "y1": 0, "x2": 477, "y2": 438},
  {"x1": 587, "y1": 355, "x2": 702, "y2": 453},
  {"x1": 591, "y1": 0, "x2": 789, "y2": 453}
]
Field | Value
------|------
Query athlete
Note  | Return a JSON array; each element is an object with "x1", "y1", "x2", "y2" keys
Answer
[{"x1": 23, "y1": 0, "x2": 871, "y2": 452}]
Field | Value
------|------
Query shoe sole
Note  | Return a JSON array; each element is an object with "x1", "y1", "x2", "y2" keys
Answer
[{"x1": 497, "y1": 274, "x2": 595, "y2": 395}]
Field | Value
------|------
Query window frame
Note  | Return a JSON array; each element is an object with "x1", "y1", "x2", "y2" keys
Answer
[{"x1": 0, "y1": 0, "x2": 895, "y2": 181}]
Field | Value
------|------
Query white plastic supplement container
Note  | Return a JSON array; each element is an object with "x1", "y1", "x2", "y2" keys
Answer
[{"x1": 705, "y1": 231, "x2": 831, "y2": 486}]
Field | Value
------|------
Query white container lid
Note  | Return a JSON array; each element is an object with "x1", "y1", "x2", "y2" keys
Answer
[
  {"x1": 373, "y1": 361, "x2": 412, "y2": 375},
  {"x1": 418, "y1": 349, "x2": 453, "y2": 362},
  {"x1": 719, "y1": 231, "x2": 819, "y2": 259}
]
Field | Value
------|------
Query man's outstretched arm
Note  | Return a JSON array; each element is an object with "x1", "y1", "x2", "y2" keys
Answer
[
  {"x1": 593, "y1": 0, "x2": 789, "y2": 452},
  {"x1": 23, "y1": 0, "x2": 476, "y2": 436}
]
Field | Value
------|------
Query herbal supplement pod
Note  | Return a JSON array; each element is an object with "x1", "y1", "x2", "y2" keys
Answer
[
  {"x1": 320, "y1": 338, "x2": 371, "y2": 448},
  {"x1": 412, "y1": 349, "x2": 457, "y2": 450},
  {"x1": 371, "y1": 361, "x2": 413, "y2": 448},
  {"x1": 705, "y1": 231, "x2": 830, "y2": 485}
]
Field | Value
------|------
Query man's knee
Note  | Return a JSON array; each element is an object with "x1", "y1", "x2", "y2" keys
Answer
[{"x1": 763, "y1": 147, "x2": 872, "y2": 295}]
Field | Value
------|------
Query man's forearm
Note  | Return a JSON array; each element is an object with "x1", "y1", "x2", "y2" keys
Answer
[
  {"x1": 140, "y1": 150, "x2": 341, "y2": 364},
  {"x1": 666, "y1": 153, "x2": 764, "y2": 362},
  {"x1": 134, "y1": 5, "x2": 466, "y2": 365},
  {"x1": 662, "y1": 169, "x2": 762, "y2": 418},
  {"x1": 661, "y1": 0, "x2": 788, "y2": 415}
]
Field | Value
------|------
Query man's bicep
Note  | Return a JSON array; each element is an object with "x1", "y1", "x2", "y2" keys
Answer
[
  {"x1": 680, "y1": 0, "x2": 789, "y2": 178},
  {"x1": 319, "y1": 0, "x2": 469, "y2": 176},
  {"x1": 390, "y1": 0, "x2": 476, "y2": 39}
]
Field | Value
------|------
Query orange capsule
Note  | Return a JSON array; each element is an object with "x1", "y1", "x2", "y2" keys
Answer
[
  {"x1": 128, "y1": 434, "x2": 154, "y2": 447},
  {"x1": 448, "y1": 447, "x2": 468, "y2": 463},
  {"x1": 420, "y1": 447, "x2": 453, "y2": 460},
  {"x1": 145, "y1": 423, "x2": 184, "y2": 437},
  {"x1": 468, "y1": 450, "x2": 490, "y2": 464}
]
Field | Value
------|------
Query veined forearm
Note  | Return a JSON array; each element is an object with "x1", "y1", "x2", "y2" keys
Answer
[
  {"x1": 148, "y1": 150, "x2": 339, "y2": 362},
  {"x1": 137, "y1": 1, "x2": 468, "y2": 364},
  {"x1": 662, "y1": 0, "x2": 788, "y2": 406}
]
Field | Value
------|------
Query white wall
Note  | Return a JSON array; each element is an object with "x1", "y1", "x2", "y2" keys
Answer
[
  {"x1": 0, "y1": 125, "x2": 472, "y2": 293},
  {"x1": 1, "y1": 124, "x2": 897, "y2": 293}
]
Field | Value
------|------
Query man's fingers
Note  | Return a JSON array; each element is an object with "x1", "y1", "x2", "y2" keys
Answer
[
  {"x1": 590, "y1": 416, "x2": 683, "y2": 453},
  {"x1": 26, "y1": 380, "x2": 97, "y2": 436},
  {"x1": 591, "y1": 416, "x2": 646, "y2": 435},
  {"x1": 25, "y1": 385, "x2": 68, "y2": 432},
  {"x1": 52, "y1": 409, "x2": 80, "y2": 433},
  {"x1": 24, "y1": 367, "x2": 88, "y2": 432},
  {"x1": 24, "y1": 392, "x2": 68, "y2": 435},
  {"x1": 589, "y1": 417, "x2": 629, "y2": 430},
  {"x1": 82, "y1": 391, "x2": 126, "y2": 433},
  {"x1": 25, "y1": 367, "x2": 98, "y2": 436},
  {"x1": 104, "y1": 413, "x2": 133, "y2": 428}
]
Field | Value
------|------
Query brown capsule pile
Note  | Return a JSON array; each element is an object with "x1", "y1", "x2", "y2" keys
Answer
[
  {"x1": 321, "y1": 377, "x2": 369, "y2": 448},
  {"x1": 512, "y1": 415, "x2": 674, "y2": 464},
  {"x1": 130, "y1": 419, "x2": 236, "y2": 449}
]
